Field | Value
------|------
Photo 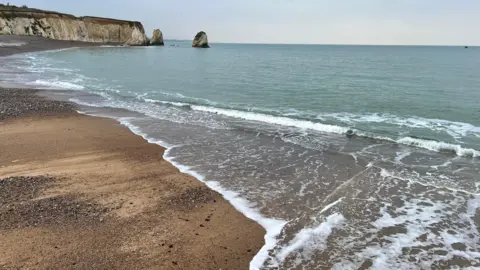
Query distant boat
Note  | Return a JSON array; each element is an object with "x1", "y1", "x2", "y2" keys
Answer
[{"x1": 465, "y1": 46, "x2": 469, "y2": 48}]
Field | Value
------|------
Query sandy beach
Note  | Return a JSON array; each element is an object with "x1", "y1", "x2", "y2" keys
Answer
[
  {"x1": 0, "y1": 88, "x2": 265, "y2": 269},
  {"x1": 0, "y1": 35, "x2": 104, "y2": 57},
  {"x1": 3, "y1": 1, "x2": 480, "y2": 267}
]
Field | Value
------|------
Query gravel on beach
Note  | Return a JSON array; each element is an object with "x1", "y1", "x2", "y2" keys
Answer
[
  {"x1": 0, "y1": 176, "x2": 108, "y2": 230},
  {"x1": 0, "y1": 88, "x2": 76, "y2": 121},
  {"x1": 0, "y1": 35, "x2": 100, "y2": 57}
]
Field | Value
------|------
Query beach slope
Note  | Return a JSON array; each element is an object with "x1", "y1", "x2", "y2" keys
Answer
[{"x1": 0, "y1": 89, "x2": 265, "y2": 269}]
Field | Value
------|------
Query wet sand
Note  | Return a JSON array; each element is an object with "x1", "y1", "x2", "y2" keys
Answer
[{"x1": 0, "y1": 89, "x2": 265, "y2": 269}]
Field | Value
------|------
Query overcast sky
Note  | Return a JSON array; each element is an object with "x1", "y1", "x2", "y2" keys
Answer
[{"x1": 5, "y1": 0, "x2": 479, "y2": 45}]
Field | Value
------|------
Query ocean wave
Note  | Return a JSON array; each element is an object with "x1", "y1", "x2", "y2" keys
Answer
[
  {"x1": 144, "y1": 99, "x2": 349, "y2": 135},
  {"x1": 25, "y1": 66, "x2": 79, "y2": 74},
  {"x1": 396, "y1": 137, "x2": 480, "y2": 157},
  {"x1": 29, "y1": 79, "x2": 85, "y2": 90},
  {"x1": 141, "y1": 95, "x2": 480, "y2": 139},
  {"x1": 143, "y1": 98, "x2": 192, "y2": 109},
  {"x1": 157, "y1": 92, "x2": 221, "y2": 106},
  {"x1": 320, "y1": 112, "x2": 480, "y2": 139},
  {"x1": 69, "y1": 98, "x2": 104, "y2": 107},
  {"x1": 193, "y1": 106, "x2": 349, "y2": 134},
  {"x1": 67, "y1": 91, "x2": 480, "y2": 159},
  {"x1": 356, "y1": 133, "x2": 480, "y2": 158},
  {"x1": 132, "y1": 98, "x2": 480, "y2": 158},
  {"x1": 141, "y1": 99, "x2": 480, "y2": 157}
]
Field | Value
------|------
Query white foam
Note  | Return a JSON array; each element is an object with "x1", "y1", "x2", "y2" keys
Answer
[
  {"x1": 467, "y1": 195, "x2": 480, "y2": 216},
  {"x1": 372, "y1": 207, "x2": 401, "y2": 229},
  {"x1": 99, "y1": 45, "x2": 127, "y2": 48},
  {"x1": 69, "y1": 98, "x2": 105, "y2": 107},
  {"x1": 319, "y1": 197, "x2": 344, "y2": 214},
  {"x1": 143, "y1": 98, "x2": 190, "y2": 107},
  {"x1": 71, "y1": 95, "x2": 480, "y2": 160},
  {"x1": 139, "y1": 97, "x2": 351, "y2": 135},
  {"x1": 394, "y1": 150, "x2": 411, "y2": 163},
  {"x1": 338, "y1": 194, "x2": 480, "y2": 270},
  {"x1": 37, "y1": 47, "x2": 85, "y2": 54},
  {"x1": 63, "y1": 91, "x2": 480, "y2": 159},
  {"x1": 354, "y1": 201, "x2": 443, "y2": 269},
  {"x1": 276, "y1": 213, "x2": 345, "y2": 264},
  {"x1": 25, "y1": 66, "x2": 79, "y2": 74},
  {"x1": 380, "y1": 167, "x2": 480, "y2": 196},
  {"x1": 357, "y1": 131, "x2": 480, "y2": 158},
  {"x1": 0, "y1": 42, "x2": 25, "y2": 47},
  {"x1": 30, "y1": 79, "x2": 85, "y2": 90},
  {"x1": 115, "y1": 118, "x2": 287, "y2": 270},
  {"x1": 140, "y1": 99, "x2": 480, "y2": 158},
  {"x1": 332, "y1": 260, "x2": 357, "y2": 270},
  {"x1": 147, "y1": 92, "x2": 221, "y2": 107},
  {"x1": 397, "y1": 137, "x2": 480, "y2": 157},
  {"x1": 321, "y1": 112, "x2": 480, "y2": 139},
  {"x1": 191, "y1": 105, "x2": 349, "y2": 135}
]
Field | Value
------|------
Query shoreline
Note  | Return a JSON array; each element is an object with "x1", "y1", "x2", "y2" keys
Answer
[
  {"x1": 0, "y1": 36, "x2": 275, "y2": 268},
  {"x1": 43, "y1": 88, "x2": 287, "y2": 269},
  {"x1": 0, "y1": 34, "x2": 282, "y2": 267},
  {"x1": 114, "y1": 115, "x2": 287, "y2": 269},
  {"x1": 0, "y1": 88, "x2": 266, "y2": 269},
  {"x1": 3, "y1": 34, "x2": 480, "y2": 269},
  {"x1": 47, "y1": 88, "x2": 287, "y2": 269},
  {"x1": 0, "y1": 35, "x2": 105, "y2": 57}
]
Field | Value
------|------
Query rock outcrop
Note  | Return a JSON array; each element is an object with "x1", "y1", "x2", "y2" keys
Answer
[
  {"x1": 149, "y1": 29, "x2": 164, "y2": 46},
  {"x1": 192, "y1": 31, "x2": 209, "y2": 48},
  {"x1": 0, "y1": 6, "x2": 148, "y2": 45}
]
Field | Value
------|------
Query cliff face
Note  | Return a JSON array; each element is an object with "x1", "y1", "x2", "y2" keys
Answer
[{"x1": 0, "y1": 9, "x2": 148, "y2": 45}]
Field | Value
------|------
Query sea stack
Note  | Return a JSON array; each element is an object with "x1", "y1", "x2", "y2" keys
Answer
[
  {"x1": 192, "y1": 31, "x2": 209, "y2": 48},
  {"x1": 149, "y1": 29, "x2": 164, "y2": 46}
]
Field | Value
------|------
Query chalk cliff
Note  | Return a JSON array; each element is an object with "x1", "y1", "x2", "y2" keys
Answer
[{"x1": 0, "y1": 7, "x2": 148, "y2": 45}]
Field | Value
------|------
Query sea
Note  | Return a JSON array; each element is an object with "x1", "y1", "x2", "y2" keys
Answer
[{"x1": 1, "y1": 41, "x2": 480, "y2": 269}]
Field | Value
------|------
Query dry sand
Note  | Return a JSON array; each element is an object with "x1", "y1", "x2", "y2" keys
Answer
[{"x1": 0, "y1": 89, "x2": 265, "y2": 269}]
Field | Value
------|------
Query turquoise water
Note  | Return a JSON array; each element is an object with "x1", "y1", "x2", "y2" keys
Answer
[
  {"x1": 3, "y1": 44, "x2": 480, "y2": 269},
  {"x1": 10, "y1": 44, "x2": 480, "y2": 152}
]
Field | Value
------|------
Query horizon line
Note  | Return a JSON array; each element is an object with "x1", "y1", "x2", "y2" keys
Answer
[{"x1": 163, "y1": 40, "x2": 476, "y2": 47}]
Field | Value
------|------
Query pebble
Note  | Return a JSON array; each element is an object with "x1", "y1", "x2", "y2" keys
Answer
[
  {"x1": 0, "y1": 176, "x2": 107, "y2": 229},
  {"x1": 0, "y1": 88, "x2": 75, "y2": 121}
]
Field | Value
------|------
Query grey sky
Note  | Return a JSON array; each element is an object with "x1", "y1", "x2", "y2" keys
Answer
[{"x1": 6, "y1": 0, "x2": 480, "y2": 45}]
